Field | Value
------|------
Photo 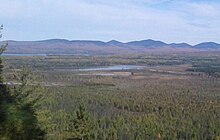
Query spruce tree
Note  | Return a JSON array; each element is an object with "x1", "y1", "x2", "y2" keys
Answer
[
  {"x1": 0, "y1": 24, "x2": 10, "y2": 139},
  {"x1": 68, "y1": 103, "x2": 96, "y2": 140},
  {"x1": 0, "y1": 26, "x2": 45, "y2": 140}
]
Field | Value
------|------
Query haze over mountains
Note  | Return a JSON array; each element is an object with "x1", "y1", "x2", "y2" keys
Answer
[{"x1": 1, "y1": 39, "x2": 220, "y2": 55}]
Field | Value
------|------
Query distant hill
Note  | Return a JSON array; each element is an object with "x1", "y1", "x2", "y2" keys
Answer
[
  {"x1": 107, "y1": 40, "x2": 124, "y2": 47},
  {"x1": 194, "y1": 42, "x2": 220, "y2": 49},
  {"x1": 168, "y1": 43, "x2": 192, "y2": 48},
  {"x1": 1, "y1": 39, "x2": 220, "y2": 55},
  {"x1": 126, "y1": 39, "x2": 167, "y2": 48}
]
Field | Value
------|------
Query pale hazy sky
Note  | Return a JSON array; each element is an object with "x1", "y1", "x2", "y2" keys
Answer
[{"x1": 0, "y1": 0, "x2": 220, "y2": 44}]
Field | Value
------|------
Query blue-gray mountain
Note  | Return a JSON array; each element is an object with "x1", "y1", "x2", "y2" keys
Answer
[
  {"x1": 1, "y1": 39, "x2": 220, "y2": 55},
  {"x1": 194, "y1": 42, "x2": 220, "y2": 49}
]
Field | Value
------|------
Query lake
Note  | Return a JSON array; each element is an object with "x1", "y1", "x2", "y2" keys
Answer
[
  {"x1": 2, "y1": 53, "x2": 47, "y2": 56},
  {"x1": 2, "y1": 53, "x2": 90, "y2": 56},
  {"x1": 77, "y1": 65, "x2": 145, "y2": 71}
]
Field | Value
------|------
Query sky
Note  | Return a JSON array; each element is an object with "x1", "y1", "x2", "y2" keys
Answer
[{"x1": 0, "y1": 0, "x2": 220, "y2": 45}]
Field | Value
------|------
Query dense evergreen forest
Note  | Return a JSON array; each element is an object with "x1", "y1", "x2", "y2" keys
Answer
[{"x1": 0, "y1": 30, "x2": 220, "y2": 140}]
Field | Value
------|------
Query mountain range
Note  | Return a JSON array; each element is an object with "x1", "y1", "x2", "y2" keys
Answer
[{"x1": 1, "y1": 39, "x2": 220, "y2": 55}]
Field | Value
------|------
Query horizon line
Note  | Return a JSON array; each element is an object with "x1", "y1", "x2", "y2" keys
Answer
[{"x1": 1, "y1": 38, "x2": 220, "y2": 46}]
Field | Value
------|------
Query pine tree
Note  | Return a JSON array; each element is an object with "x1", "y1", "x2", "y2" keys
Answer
[
  {"x1": 68, "y1": 103, "x2": 96, "y2": 140},
  {"x1": 0, "y1": 26, "x2": 45, "y2": 140},
  {"x1": 0, "y1": 24, "x2": 10, "y2": 139}
]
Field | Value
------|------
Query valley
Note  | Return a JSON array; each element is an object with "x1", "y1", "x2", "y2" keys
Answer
[{"x1": 2, "y1": 53, "x2": 220, "y2": 139}]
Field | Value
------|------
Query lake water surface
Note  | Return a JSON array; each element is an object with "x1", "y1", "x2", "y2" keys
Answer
[
  {"x1": 77, "y1": 65, "x2": 144, "y2": 71},
  {"x1": 2, "y1": 53, "x2": 47, "y2": 56},
  {"x1": 2, "y1": 53, "x2": 90, "y2": 56}
]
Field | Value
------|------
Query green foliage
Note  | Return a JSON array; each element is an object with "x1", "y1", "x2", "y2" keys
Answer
[
  {"x1": 0, "y1": 37, "x2": 45, "y2": 139},
  {"x1": 0, "y1": 68, "x2": 45, "y2": 140},
  {"x1": 0, "y1": 26, "x2": 10, "y2": 139},
  {"x1": 67, "y1": 103, "x2": 96, "y2": 140},
  {"x1": 1, "y1": 101, "x2": 44, "y2": 140}
]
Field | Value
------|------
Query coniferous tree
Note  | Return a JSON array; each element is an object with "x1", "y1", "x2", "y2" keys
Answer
[
  {"x1": 0, "y1": 26, "x2": 45, "y2": 140},
  {"x1": 68, "y1": 103, "x2": 96, "y2": 140},
  {"x1": 0, "y1": 24, "x2": 10, "y2": 139}
]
